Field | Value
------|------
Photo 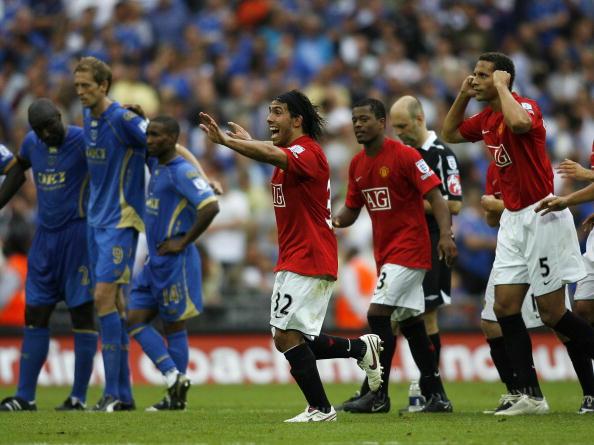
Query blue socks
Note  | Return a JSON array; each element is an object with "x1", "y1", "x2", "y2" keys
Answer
[
  {"x1": 70, "y1": 331, "x2": 98, "y2": 403},
  {"x1": 118, "y1": 318, "x2": 133, "y2": 404},
  {"x1": 16, "y1": 327, "x2": 50, "y2": 402},
  {"x1": 167, "y1": 330, "x2": 189, "y2": 373},
  {"x1": 99, "y1": 311, "x2": 121, "y2": 398},
  {"x1": 130, "y1": 323, "x2": 176, "y2": 375}
]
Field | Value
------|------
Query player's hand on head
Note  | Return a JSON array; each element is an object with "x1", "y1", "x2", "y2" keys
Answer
[
  {"x1": 460, "y1": 75, "x2": 476, "y2": 97},
  {"x1": 124, "y1": 103, "x2": 146, "y2": 119},
  {"x1": 157, "y1": 237, "x2": 186, "y2": 255},
  {"x1": 582, "y1": 213, "x2": 594, "y2": 233},
  {"x1": 534, "y1": 196, "x2": 566, "y2": 215},
  {"x1": 492, "y1": 70, "x2": 511, "y2": 89},
  {"x1": 226, "y1": 122, "x2": 252, "y2": 140}
]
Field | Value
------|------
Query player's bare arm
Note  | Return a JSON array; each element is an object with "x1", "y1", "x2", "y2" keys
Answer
[
  {"x1": 582, "y1": 213, "x2": 594, "y2": 233},
  {"x1": 536, "y1": 183, "x2": 594, "y2": 215},
  {"x1": 423, "y1": 199, "x2": 462, "y2": 215},
  {"x1": 332, "y1": 205, "x2": 361, "y2": 229},
  {"x1": 157, "y1": 200, "x2": 219, "y2": 255},
  {"x1": 199, "y1": 112, "x2": 287, "y2": 169},
  {"x1": 493, "y1": 70, "x2": 532, "y2": 134},
  {"x1": 0, "y1": 159, "x2": 28, "y2": 209},
  {"x1": 425, "y1": 187, "x2": 457, "y2": 266},
  {"x1": 557, "y1": 158, "x2": 594, "y2": 181},
  {"x1": 480, "y1": 194, "x2": 504, "y2": 227},
  {"x1": 441, "y1": 76, "x2": 475, "y2": 143}
]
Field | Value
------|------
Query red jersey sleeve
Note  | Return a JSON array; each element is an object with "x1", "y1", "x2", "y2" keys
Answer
[
  {"x1": 459, "y1": 111, "x2": 485, "y2": 142},
  {"x1": 403, "y1": 146, "x2": 442, "y2": 196},
  {"x1": 345, "y1": 156, "x2": 364, "y2": 209},
  {"x1": 516, "y1": 97, "x2": 542, "y2": 130},
  {"x1": 280, "y1": 143, "x2": 319, "y2": 179}
]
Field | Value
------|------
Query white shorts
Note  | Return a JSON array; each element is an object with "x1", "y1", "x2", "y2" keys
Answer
[
  {"x1": 269, "y1": 271, "x2": 335, "y2": 338},
  {"x1": 493, "y1": 202, "x2": 585, "y2": 297},
  {"x1": 482, "y1": 269, "x2": 573, "y2": 328},
  {"x1": 575, "y1": 230, "x2": 594, "y2": 301},
  {"x1": 370, "y1": 263, "x2": 426, "y2": 322}
]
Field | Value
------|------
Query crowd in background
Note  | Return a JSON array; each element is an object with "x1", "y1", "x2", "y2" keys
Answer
[{"x1": 0, "y1": 0, "x2": 592, "y2": 330}]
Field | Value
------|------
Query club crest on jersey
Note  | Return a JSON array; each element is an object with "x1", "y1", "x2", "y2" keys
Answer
[
  {"x1": 447, "y1": 174, "x2": 462, "y2": 196},
  {"x1": 489, "y1": 144, "x2": 512, "y2": 167},
  {"x1": 90, "y1": 129, "x2": 98, "y2": 141},
  {"x1": 271, "y1": 183, "x2": 285, "y2": 207},
  {"x1": 362, "y1": 187, "x2": 391, "y2": 211},
  {"x1": 288, "y1": 145, "x2": 305, "y2": 158},
  {"x1": 379, "y1": 166, "x2": 390, "y2": 178}
]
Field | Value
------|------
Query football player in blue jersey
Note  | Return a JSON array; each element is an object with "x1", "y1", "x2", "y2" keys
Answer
[
  {"x1": 127, "y1": 116, "x2": 219, "y2": 410},
  {"x1": 0, "y1": 99, "x2": 97, "y2": 412}
]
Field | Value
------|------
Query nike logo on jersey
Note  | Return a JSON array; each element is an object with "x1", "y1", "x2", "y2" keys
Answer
[
  {"x1": 481, "y1": 130, "x2": 490, "y2": 135},
  {"x1": 355, "y1": 176, "x2": 362, "y2": 182},
  {"x1": 543, "y1": 279, "x2": 552, "y2": 286}
]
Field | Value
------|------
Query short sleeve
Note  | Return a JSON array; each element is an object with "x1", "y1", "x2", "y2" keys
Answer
[
  {"x1": 281, "y1": 143, "x2": 319, "y2": 179},
  {"x1": 18, "y1": 133, "x2": 35, "y2": 164},
  {"x1": 174, "y1": 164, "x2": 216, "y2": 209},
  {"x1": 458, "y1": 112, "x2": 485, "y2": 142},
  {"x1": 120, "y1": 110, "x2": 148, "y2": 147},
  {"x1": 403, "y1": 147, "x2": 441, "y2": 196},
  {"x1": 0, "y1": 143, "x2": 15, "y2": 174}
]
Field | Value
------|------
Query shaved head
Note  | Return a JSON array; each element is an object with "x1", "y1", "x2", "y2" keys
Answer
[
  {"x1": 390, "y1": 95, "x2": 424, "y2": 120},
  {"x1": 389, "y1": 95, "x2": 427, "y2": 148},
  {"x1": 28, "y1": 98, "x2": 60, "y2": 128}
]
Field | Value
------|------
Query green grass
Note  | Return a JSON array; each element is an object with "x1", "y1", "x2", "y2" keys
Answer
[{"x1": 0, "y1": 382, "x2": 591, "y2": 445}]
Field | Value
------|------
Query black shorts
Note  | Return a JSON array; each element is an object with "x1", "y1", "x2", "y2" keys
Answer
[{"x1": 423, "y1": 230, "x2": 451, "y2": 311}]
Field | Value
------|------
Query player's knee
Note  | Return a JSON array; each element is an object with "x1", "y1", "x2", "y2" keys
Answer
[
  {"x1": 480, "y1": 319, "x2": 502, "y2": 339},
  {"x1": 93, "y1": 283, "x2": 118, "y2": 314},
  {"x1": 493, "y1": 299, "x2": 519, "y2": 318},
  {"x1": 574, "y1": 301, "x2": 594, "y2": 324},
  {"x1": 70, "y1": 301, "x2": 95, "y2": 330},
  {"x1": 163, "y1": 320, "x2": 185, "y2": 335},
  {"x1": 536, "y1": 304, "x2": 564, "y2": 327},
  {"x1": 24, "y1": 305, "x2": 54, "y2": 328}
]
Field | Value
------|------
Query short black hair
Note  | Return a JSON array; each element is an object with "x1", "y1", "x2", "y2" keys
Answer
[
  {"x1": 28, "y1": 98, "x2": 60, "y2": 128},
  {"x1": 150, "y1": 115, "x2": 180, "y2": 140},
  {"x1": 478, "y1": 52, "x2": 515, "y2": 90},
  {"x1": 352, "y1": 98, "x2": 386, "y2": 120},
  {"x1": 274, "y1": 90, "x2": 325, "y2": 140}
]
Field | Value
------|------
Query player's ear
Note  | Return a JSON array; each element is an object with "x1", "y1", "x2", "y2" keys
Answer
[{"x1": 292, "y1": 114, "x2": 303, "y2": 129}]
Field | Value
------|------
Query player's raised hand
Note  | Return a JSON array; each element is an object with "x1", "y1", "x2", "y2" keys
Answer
[
  {"x1": 493, "y1": 70, "x2": 511, "y2": 89},
  {"x1": 199, "y1": 112, "x2": 228, "y2": 146},
  {"x1": 157, "y1": 237, "x2": 186, "y2": 255},
  {"x1": 438, "y1": 234, "x2": 457, "y2": 267},
  {"x1": 123, "y1": 103, "x2": 146, "y2": 119},
  {"x1": 460, "y1": 75, "x2": 476, "y2": 98},
  {"x1": 209, "y1": 180, "x2": 223, "y2": 195},
  {"x1": 582, "y1": 213, "x2": 594, "y2": 233},
  {"x1": 226, "y1": 122, "x2": 252, "y2": 140},
  {"x1": 557, "y1": 159, "x2": 594, "y2": 181},
  {"x1": 534, "y1": 195, "x2": 568, "y2": 215}
]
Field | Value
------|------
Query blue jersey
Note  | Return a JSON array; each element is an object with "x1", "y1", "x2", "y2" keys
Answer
[
  {"x1": 19, "y1": 126, "x2": 89, "y2": 231},
  {"x1": 145, "y1": 156, "x2": 216, "y2": 262},
  {"x1": 83, "y1": 102, "x2": 147, "y2": 232},
  {"x1": 0, "y1": 143, "x2": 16, "y2": 173}
]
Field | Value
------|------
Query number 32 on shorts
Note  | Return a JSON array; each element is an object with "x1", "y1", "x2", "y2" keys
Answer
[{"x1": 273, "y1": 292, "x2": 293, "y2": 318}]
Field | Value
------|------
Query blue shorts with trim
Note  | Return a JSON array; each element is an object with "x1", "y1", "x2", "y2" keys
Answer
[
  {"x1": 88, "y1": 226, "x2": 138, "y2": 284},
  {"x1": 129, "y1": 245, "x2": 202, "y2": 323},
  {"x1": 26, "y1": 219, "x2": 93, "y2": 308}
]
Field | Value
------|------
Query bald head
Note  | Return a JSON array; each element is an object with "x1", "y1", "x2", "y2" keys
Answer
[
  {"x1": 27, "y1": 98, "x2": 65, "y2": 147},
  {"x1": 389, "y1": 95, "x2": 427, "y2": 148}
]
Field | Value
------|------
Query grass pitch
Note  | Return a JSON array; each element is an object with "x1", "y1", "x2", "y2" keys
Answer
[{"x1": 0, "y1": 382, "x2": 591, "y2": 445}]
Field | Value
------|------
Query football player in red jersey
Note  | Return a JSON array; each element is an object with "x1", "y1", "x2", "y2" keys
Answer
[
  {"x1": 443, "y1": 51, "x2": 594, "y2": 415},
  {"x1": 333, "y1": 98, "x2": 457, "y2": 413},
  {"x1": 199, "y1": 90, "x2": 384, "y2": 422}
]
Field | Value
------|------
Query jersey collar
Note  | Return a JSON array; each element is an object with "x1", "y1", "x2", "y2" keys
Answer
[{"x1": 420, "y1": 130, "x2": 437, "y2": 151}]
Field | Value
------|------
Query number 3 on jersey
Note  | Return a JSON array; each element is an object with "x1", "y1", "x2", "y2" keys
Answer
[{"x1": 273, "y1": 292, "x2": 293, "y2": 318}]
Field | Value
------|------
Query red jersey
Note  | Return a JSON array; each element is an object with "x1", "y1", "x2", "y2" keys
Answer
[
  {"x1": 271, "y1": 135, "x2": 337, "y2": 278},
  {"x1": 485, "y1": 162, "x2": 502, "y2": 198},
  {"x1": 459, "y1": 92, "x2": 553, "y2": 211},
  {"x1": 590, "y1": 142, "x2": 594, "y2": 169},
  {"x1": 345, "y1": 137, "x2": 441, "y2": 271}
]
